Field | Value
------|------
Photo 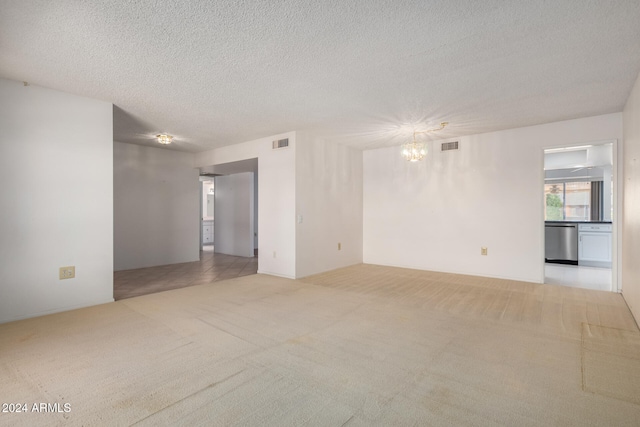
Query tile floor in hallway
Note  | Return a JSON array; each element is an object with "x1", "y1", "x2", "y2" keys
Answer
[
  {"x1": 114, "y1": 246, "x2": 258, "y2": 300},
  {"x1": 544, "y1": 263, "x2": 612, "y2": 292}
]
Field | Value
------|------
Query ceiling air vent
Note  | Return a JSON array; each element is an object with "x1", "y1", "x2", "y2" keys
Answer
[
  {"x1": 441, "y1": 141, "x2": 459, "y2": 151},
  {"x1": 272, "y1": 138, "x2": 289, "y2": 149}
]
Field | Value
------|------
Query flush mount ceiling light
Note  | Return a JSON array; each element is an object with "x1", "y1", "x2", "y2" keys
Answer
[
  {"x1": 544, "y1": 145, "x2": 593, "y2": 153},
  {"x1": 401, "y1": 122, "x2": 448, "y2": 162},
  {"x1": 156, "y1": 134, "x2": 173, "y2": 145}
]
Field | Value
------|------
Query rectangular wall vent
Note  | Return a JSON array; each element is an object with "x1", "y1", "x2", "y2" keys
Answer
[
  {"x1": 441, "y1": 141, "x2": 459, "y2": 151},
  {"x1": 272, "y1": 138, "x2": 289, "y2": 149}
]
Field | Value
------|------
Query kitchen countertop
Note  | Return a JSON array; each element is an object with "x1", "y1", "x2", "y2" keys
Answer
[{"x1": 545, "y1": 221, "x2": 612, "y2": 224}]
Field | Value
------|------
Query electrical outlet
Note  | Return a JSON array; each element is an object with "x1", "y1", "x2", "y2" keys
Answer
[
  {"x1": 59, "y1": 266, "x2": 75, "y2": 280},
  {"x1": 338, "y1": 242, "x2": 341, "y2": 250},
  {"x1": 273, "y1": 251, "x2": 276, "y2": 258},
  {"x1": 481, "y1": 247, "x2": 488, "y2": 256}
]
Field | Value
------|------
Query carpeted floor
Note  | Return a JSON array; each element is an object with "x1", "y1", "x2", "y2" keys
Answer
[{"x1": 1, "y1": 264, "x2": 639, "y2": 426}]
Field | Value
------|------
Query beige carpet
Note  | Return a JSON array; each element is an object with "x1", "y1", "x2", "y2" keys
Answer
[
  {"x1": 582, "y1": 323, "x2": 640, "y2": 405},
  {"x1": 1, "y1": 264, "x2": 639, "y2": 426}
]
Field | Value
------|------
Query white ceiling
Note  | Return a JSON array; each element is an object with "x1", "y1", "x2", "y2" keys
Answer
[{"x1": 1, "y1": 1, "x2": 640, "y2": 152}]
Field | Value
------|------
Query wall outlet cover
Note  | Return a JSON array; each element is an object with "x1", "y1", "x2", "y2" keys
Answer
[{"x1": 59, "y1": 266, "x2": 75, "y2": 279}]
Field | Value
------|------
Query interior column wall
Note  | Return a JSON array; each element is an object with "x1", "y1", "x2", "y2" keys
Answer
[
  {"x1": 0, "y1": 79, "x2": 114, "y2": 323},
  {"x1": 622, "y1": 71, "x2": 640, "y2": 324},
  {"x1": 295, "y1": 131, "x2": 363, "y2": 278},
  {"x1": 194, "y1": 132, "x2": 296, "y2": 278}
]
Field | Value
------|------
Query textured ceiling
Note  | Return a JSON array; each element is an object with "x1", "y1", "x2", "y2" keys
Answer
[{"x1": 1, "y1": 1, "x2": 640, "y2": 152}]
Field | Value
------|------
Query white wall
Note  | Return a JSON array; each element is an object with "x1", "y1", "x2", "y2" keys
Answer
[
  {"x1": 254, "y1": 172, "x2": 259, "y2": 249},
  {"x1": 295, "y1": 131, "x2": 363, "y2": 278},
  {"x1": 363, "y1": 113, "x2": 623, "y2": 283},
  {"x1": 194, "y1": 132, "x2": 296, "y2": 278},
  {"x1": 0, "y1": 79, "x2": 114, "y2": 323},
  {"x1": 622, "y1": 71, "x2": 640, "y2": 324},
  {"x1": 214, "y1": 172, "x2": 255, "y2": 257},
  {"x1": 114, "y1": 142, "x2": 200, "y2": 271}
]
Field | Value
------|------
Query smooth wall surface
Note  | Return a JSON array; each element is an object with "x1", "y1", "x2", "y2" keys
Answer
[
  {"x1": 363, "y1": 113, "x2": 623, "y2": 283},
  {"x1": 623, "y1": 71, "x2": 640, "y2": 324},
  {"x1": 194, "y1": 132, "x2": 296, "y2": 278},
  {"x1": 295, "y1": 132, "x2": 363, "y2": 278},
  {"x1": 0, "y1": 79, "x2": 114, "y2": 323},
  {"x1": 254, "y1": 172, "x2": 258, "y2": 250},
  {"x1": 214, "y1": 172, "x2": 255, "y2": 258},
  {"x1": 114, "y1": 142, "x2": 200, "y2": 271}
]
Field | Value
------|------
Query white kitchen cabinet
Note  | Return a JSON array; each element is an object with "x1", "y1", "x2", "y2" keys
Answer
[
  {"x1": 578, "y1": 223, "x2": 611, "y2": 268},
  {"x1": 202, "y1": 220, "x2": 214, "y2": 245}
]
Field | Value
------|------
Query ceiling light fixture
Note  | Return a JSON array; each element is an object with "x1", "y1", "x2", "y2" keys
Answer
[
  {"x1": 544, "y1": 145, "x2": 593, "y2": 153},
  {"x1": 401, "y1": 122, "x2": 448, "y2": 162},
  {"x1": 156, "y1": 134, "x2": 173, "y2": 145}
]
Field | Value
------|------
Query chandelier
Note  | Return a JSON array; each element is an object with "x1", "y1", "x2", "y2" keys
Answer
[
  {"x1": 156, "y1": 134, "x2": 173, "y2": 145},
  {"x1": 401, "y1": 122, "x2": 448, "y2": 162}
]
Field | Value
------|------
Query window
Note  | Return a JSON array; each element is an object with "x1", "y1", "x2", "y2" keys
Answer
[
  {"x1": 545, "y1": 183, "x2": 564, "y2": 220},
  {"x1": 544, "y1": 182, "x2": 591, "y2": 221}
]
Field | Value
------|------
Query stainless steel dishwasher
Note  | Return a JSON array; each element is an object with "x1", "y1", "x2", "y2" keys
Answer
[{"x1": 545, "y1": 223, "x2": 578, "y2": 265}]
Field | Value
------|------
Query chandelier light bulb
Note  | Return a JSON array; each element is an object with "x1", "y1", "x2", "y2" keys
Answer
[
  {"x1": 400, "y1": 122, "x2": 448, "y2": 162},
  {"x1": 156, "y1": 134, "x2": 173, "y2": 145}
]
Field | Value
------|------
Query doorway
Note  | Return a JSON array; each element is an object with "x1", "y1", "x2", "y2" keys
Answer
[
  {"x1": 199, "y1": 158, "x2": 258, "y2": 259},
  {"x1": 543, "y1": 141, "x2": 616, "y2": 291},
  {"x1": 201, "y1": 179, "x2": 215, "y2": 251}
]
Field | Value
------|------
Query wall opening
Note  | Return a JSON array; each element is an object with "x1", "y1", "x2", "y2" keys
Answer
[{"x1": 542, "y1": 141, "x2": 616, "y2": 292}]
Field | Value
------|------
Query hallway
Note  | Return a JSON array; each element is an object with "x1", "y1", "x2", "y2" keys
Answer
[{"x1": 114, "y1": 247, "x2": 258, "y2": 300}]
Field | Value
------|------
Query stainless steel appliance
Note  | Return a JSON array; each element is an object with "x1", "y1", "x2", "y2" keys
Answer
[{"x1": 545, "y1": 223, "x2": 578, "y2": 265}]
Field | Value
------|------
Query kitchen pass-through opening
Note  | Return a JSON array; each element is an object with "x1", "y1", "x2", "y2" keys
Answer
[{"x1": 543, "y1": 141, "x2": 616, "y2": 292}]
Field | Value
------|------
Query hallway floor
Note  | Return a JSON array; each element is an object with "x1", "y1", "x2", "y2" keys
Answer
[
  {"x1": 544, "y1": 263, "x2": 612, "y2": 292},
  {"x1": 114, "y1": 246, "x2": 258, "y2": 300}
]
